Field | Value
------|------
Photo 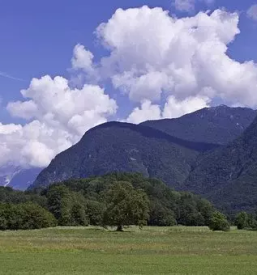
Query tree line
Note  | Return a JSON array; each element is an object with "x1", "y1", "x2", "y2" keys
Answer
[{"x1": 0, "y1": 173, "x2": 255, "y2": 231}]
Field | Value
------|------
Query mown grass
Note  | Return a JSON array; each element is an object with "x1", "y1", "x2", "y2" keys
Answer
[{"x1": 0, "y1": 226, "x2": 257, "y2": 274}]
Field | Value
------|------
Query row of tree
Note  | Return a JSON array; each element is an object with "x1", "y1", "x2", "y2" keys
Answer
[{"x1": 0, "y1": 173, "x2": 255, "y2": 231}]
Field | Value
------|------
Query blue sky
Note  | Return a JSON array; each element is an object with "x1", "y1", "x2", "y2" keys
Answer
[{"x1": 0, "y1": 0, "x2": 257, "y2": 123}]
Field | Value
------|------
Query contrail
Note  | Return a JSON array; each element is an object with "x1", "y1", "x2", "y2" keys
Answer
[{"x1": 0, "y1": 71, "x2": 26, "y2": 82}]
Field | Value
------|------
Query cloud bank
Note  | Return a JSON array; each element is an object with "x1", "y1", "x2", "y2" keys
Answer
[
  {"x1": 1, "y1": 6, "x2": 257, "y2": 168},
  {"x1": 2, "y1": 76, "x2": 117, "y2": 167}
]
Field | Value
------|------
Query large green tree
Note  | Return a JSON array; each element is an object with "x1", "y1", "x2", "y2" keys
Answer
[{"x1": 103, "y1": 181, "x2": 150, "y2": 231}]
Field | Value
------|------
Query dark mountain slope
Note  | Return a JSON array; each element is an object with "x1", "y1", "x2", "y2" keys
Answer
[
  {"x1": 141, "y1": 105, "x2": 257, "y2": 145},
  {"x1": 31, "y1": 122, "x2": 218, "y2": 190},
  {"x1": 185, "y1": 115, "x2": 257, "y2": 212}
]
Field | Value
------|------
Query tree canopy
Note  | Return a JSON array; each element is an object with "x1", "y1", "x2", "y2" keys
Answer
[{"x1": 103, "y1": 181, "x2": 149, "y2": 230}]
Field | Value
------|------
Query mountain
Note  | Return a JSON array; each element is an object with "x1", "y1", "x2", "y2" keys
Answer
[
  {"x1": 31, "y1": 105, "x2": 257, "y2": 213},
  {"x1": 31, "y1": 122, "x2": 218, "y2": 190},
  {"x1": 0, "y1": 166, "x2": 42, "y2": 191},
  {"x1": 141, "y1": 105, "x2": 257, "y2": 145},
  {"x1": 185, "y1": 115, "x2": 257, "y2": 213}
]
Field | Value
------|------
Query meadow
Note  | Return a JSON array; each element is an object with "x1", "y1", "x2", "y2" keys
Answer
[{"x1": 0, "y1": 226, "x2": 257, "y2": 275}]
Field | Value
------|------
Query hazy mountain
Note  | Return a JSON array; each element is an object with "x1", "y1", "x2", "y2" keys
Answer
[
  {"x1": 31, "y1": 122, "x2": 218, "y2": 190},
  {"x1": 185, "y1": 115, "x2": 257, "y2": 213},
  {"x1": 0, "y1": 166, "x2": 42, "y2": 191},
  {"x1": 141, "y1": 105, "x2": 257, "y2": 145}
]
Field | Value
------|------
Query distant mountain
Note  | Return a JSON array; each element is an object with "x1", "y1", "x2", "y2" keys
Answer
[
  {"x1": 0, "y1": 166, "x2": 42, "y2": 191},
  {"x1": 185, "y1": 115, "x2": 257, "y2": 213},
  {"x1": 141, "y1": 105, "x2": 257, "y2": 145},
  {"x1": 31, "y1": 122, "x2": 218, "y2": 190},
  {"x1": 31, "y1": 105, "x2": 257, "y2": 213}
]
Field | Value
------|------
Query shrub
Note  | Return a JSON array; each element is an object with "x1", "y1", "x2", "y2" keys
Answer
[{"x1": 209, "y1": 211, "x2": 230, "y2": 232}]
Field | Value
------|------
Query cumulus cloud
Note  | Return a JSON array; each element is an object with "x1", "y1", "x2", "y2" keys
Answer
[
  {"x1": 247, "y1": 4, "x2": 257, "y2": 21},
  {"x1": 126, "y1": 101, "x2": 161, "y2": 124},
  {"x1": 126, "y1": 96, "x2": 209, "y2": 124},
  {"x1": 71, "y1": 44, "x2": 95, "y2": 73},
  {"x1": 94, "y1": 6, "x2": 257, "y2": 108},
  {"x1": 163, "y1": 96, "x2": 210, "y2": 118},
  {"x1": 2, "y1": 76, "x2": 117, "y2": 167}
]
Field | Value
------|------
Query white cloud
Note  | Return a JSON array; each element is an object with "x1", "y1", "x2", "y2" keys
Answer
[
  {"x1": 94, "y1": 6, "x2": 257, "y2": 108},
  {"x1": 247, "y1": 4, "x2": 257, "y2": 21},
  {"x1": 163, "y1": 96, "x2": 210, "y2": 118},
  {"x1": 71, "y1": 44, "x2": 94, "y2": 73},
  {"x1": 2, "y1": 76, "x2": 117, "y2": 167},
  {"x1": 126, "y1": 96, "x2": 209, "y2": 123},
  {"x1": 127, "y1": 100, "x2": 161, "y2": 124}
]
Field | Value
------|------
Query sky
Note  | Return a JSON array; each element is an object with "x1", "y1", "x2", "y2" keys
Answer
[{"x1": 0, "y1": 0, "x2": 257, "y2": 168}]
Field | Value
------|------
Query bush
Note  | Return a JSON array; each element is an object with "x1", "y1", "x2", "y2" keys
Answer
[
  {"x1": 235, "y1": 212, "x2": 249, "y2": 230},
  {"x1": 0, "y1": 202, "x2": 57, "y2": 230},
  {"x1": 209, "y1": 211, "x2": 230, "y2": 232}
]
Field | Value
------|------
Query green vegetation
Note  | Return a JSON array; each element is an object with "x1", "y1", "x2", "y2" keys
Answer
[
  {"x1": 1, "y1": 226, "x2": 257, "y2": 275},
  {"x1": 103, "y1": 181, "x2": 150, "y2": 231},
  {"x1": 0, "y1": 202, "x2": 56, "y2": 230},
  {"x1": 44, "y1": 173, "x2": 217, "y2": 228},
  {"x1": 235, "y1": 211, "x2": 257, "y2": 230},
  {"x1": 209, "y1": 211, "x2": 230, "y2": 232},
  {"x1": 0, "y1": 173, "x2": 224, "y2": 230},
  {"x1": 1, "y1": 173, "x2": 257, "y2": 231}
]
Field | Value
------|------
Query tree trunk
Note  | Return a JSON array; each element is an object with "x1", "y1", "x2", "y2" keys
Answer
[{"x1": 117, "y1": 225, "x2": 123, "y2": 232}]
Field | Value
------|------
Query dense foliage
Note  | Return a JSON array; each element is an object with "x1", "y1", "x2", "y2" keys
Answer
[
  {"x1": 0, "y1": 173, "x2": 223, "y2": 230},
  {"x1": 42, "y1": 173, "x2": 216, "y2": 227},
  {"x1": 209, "y1": 211, "x2": 230, "y2": 232},
  {"x1": 3, "y1": 173, "x2": 257, "y2": 231},
  {"x1": 103, "y1": 181, "x2": 150, "y2": 230},
  {"x1": 0, "y1": 202, "x2": 56, "y2": 230},
  {"x1": 235, "y1": 211, "x2": 257, "y2": 230}
]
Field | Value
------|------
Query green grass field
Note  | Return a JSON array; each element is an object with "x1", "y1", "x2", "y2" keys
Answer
[{"x1": 0, "y1": 226, "x2": 257, "y2": 275}]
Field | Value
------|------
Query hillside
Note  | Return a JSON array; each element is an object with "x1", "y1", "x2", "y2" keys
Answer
[
  {"x1": 30, "y1": 106, "x2": 257, "y2": 213},
  {"x1": 31, "y1": 122, "x2": 217, "y2": 190},
  {"x1": 185, "y1": 115, "x2": 257, "y2": 213},
  {"x1": 141, "y1": 105, "x2": 257, "y2": 145}
]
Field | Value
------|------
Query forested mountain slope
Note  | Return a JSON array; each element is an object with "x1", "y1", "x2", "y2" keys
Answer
[
  {"x1": 142, "y1": 105, "x2": 256, "y2": 145},
  {"x1": 185, "y1": 115, "x2": 257, "y2": 213},
  {"x1": 31, "y1": 122, "x2": 217, "y2": 190}
]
